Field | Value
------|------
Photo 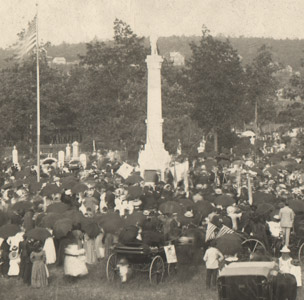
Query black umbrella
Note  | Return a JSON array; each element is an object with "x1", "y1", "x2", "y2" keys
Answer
[
  {"x1": 46, "y1": 202, "x2": 70, "y2": 213},
  {"x1": 215, "y1": 233, "x2": 242, "y2": 256},
  {"x1": 71, "y1": 182, "x2": 88, "y2": 194},
  {"x1": 11, "y1": 201, "x2": 33, "y2": 212},
  {"x1": 0, "y1": 224, "x2": 20, "y2": 239},
  {"x1": 81, "y1": 218, "x2": 100, "y2": 239},
  {"x1": 40, "y1": 184, "x2": 62, "y2": 197},
  {"x1": 125, "y1": 173, "x2": 144, "y2": 185},
  {"x1": 25, "y1": 227, "x2": 52, "y2": 241},
  {"x1": 53, "y1": 218, "x2": 73, "y2": 239},
  {"x1": 0, "y1": 211, "x2": 10, "y2": 227},
  {"x1": 41, "y1": 213, "x2": 63, "y2": 229},
  {"x1": 159, "y1": 201, "x2": 183, "y2": 215}
]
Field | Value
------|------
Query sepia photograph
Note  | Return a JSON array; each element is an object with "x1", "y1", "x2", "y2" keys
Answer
[{"x1": 0, "y1": 0, "x2": 304, "y2": 299}]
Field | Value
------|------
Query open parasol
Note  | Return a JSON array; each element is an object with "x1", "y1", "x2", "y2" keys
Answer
[
  {"x1": 124, "y1": 211, "x2": 147, "y2": 226},
  {"x1": 41, "y1": 213, "x2": 63, "y2": 229},
  {"x1": 11, "y1": 201, "x2": 33, "y2": 212},
  {"x1": 25, "y1": 227, "x2": 52, "y2": 241},
  {"x1": 125, "y1": 173, "x2": 144, "y2": 185},
  {"x1": 255, "y1": 203, "x2": 275, "y2": 217},
  {"x1": 62, "y1": 209, "x2": 86, "y2": 226},
  {"x1": 253, "y1": 191, "x2": 276, "y2": 205},
  {"x1": 71, "y1": 183, "x2": 88, "y2": 194},
  {"x1": 289, "y1": 200, "x2": 304, "y2": 214},
  {"x1": 46, "y1": 203, "x2": 70, "y2": 214},
  {"x1": 28, "y1": 180, "x2": 43, "y2": 194},
  {"x1": 0, "y1": 211, "x2": 10, "y2": 227},
  {"x1": 95, "y1": 212, "x2": 125, "y2": 234},
  {"x1": 53, "y1": 218, "x2": 73, "y2": 239},
  {"x1": 193, "y1": 201, "x2": 215, "y2": 218},
  {"x1": 177, "y1": 198, "x2": 195, "y2": 211},
  {"x1": 127, "y1": 185, "x2": 143, "y2": 199},
  {"x1": 40, "y1": 184, "x2": 62, "y2": 197},
  {"x1": 0, "y1": 224, "x2": 20, "y2": 239},
  {"x1": 214, "y1": 195, "x2": 235, "y2": 207},
  {"x1": 215, "y1": 233, "x2": 242, "y2": 256},
  {"x1": 159, "y1": 201, "x2": 183, "y2": 215},
  {"x1": 81, "y1": 218, "x2": 100, "y2": 239},
  {"x1": 60, "y1": 176, "x2": 78, "y2": 189}
]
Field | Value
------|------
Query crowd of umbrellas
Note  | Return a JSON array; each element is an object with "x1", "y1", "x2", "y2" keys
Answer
[{"x1": 1, "y1": 134, "x2": 304, "y2": 266}]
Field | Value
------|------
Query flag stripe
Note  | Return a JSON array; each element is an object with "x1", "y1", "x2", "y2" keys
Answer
[
  {"x1": 15, "y1": 15, "x2": 37, "y2": 60},
  {"x1": 216, "y1": 225, "x2": 234, "y2": 239},
  {"x1": 205, "y1": 222, "x2": 217, "y2": 242}
]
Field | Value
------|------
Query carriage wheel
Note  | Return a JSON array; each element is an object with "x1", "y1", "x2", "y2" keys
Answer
[
  {"x1": 167, "y1": 263, "x2": 178, "y2": 277},
  {"x1": 106, "y1": 253, "x2": 118, "y2": 281},
  {"x1": 298, "y1": 242, "x2": 304, "y2": 266},
  {"x1": 241, "y1": 239, "x2": 267, "y2": 256},
  {"x1": 149, "y1": 255, "x2": 165, "y2": 284}
]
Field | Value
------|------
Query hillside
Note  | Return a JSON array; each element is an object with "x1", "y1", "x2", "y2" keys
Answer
[{"x1": 1, "y1": 36, "x2": 304, "y2": 71}]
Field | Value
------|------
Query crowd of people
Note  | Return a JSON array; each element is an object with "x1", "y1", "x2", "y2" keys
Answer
[{"x1": 0, "y1": 131, "x2": 304, "y2": 289}]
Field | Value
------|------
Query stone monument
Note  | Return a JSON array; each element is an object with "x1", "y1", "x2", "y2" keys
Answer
[
  {"x1": 138, "y1": 35, "x2": 171, "y2": 181},
  {"x1": 12, "y1": 146, "x2": 18, "y2": 165},
  {"x1": 65, "y1": 144, "x2": 71, "y2": 161},
  {"x1": 72, "y1": 141, "x2": 79, "y2": 159}
]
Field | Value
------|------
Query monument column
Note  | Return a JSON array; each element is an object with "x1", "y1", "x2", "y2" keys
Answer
[{"x1": 138, "y1": 36, "x2": 171, "y2": 182}]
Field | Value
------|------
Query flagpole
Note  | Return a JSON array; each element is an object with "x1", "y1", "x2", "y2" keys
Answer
[{"x1": 36, "y1": 3, "x2": 40, "y2": 183}]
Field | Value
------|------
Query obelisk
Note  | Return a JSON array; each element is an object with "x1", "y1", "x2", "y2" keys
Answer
[{"x1": 138, "y1": 35, "x2": 171, "y2": 182}]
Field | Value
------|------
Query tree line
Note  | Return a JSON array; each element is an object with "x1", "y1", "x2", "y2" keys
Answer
[{"x1": 0, "y1": 19, "x2": 303, "y2": 158}]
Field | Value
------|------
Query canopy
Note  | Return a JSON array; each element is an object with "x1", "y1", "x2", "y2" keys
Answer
[{"x1": 219, "y1": 261, "x2": 276, "y2": 278}]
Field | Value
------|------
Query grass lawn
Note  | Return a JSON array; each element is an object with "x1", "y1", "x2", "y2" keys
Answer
[{"x1": 0, "y1": 260, "x2": 303, "y2": 300}]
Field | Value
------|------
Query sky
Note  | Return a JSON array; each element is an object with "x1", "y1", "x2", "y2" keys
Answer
[{"x1": 1, "y1": 0, "x2": 304, "y2": 48}]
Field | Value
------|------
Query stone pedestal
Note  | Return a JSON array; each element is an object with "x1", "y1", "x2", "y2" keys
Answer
[{"x1": 138, "y1": 38, "x2": 171, "y2": 181}]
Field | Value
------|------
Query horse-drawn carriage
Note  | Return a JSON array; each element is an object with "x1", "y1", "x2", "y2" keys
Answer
[{"x1": 106, "y1": 242, "x2": 169, "y2": 284}]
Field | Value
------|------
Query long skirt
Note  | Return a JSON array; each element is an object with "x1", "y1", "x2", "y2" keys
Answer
[
  {"x1": 31, "y1": 261, "x2": 48, "y2": 288},
  {"x1": 64, "y1": 255, "x2": 88, "y2": 277}
]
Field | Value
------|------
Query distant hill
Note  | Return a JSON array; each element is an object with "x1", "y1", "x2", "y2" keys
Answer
[{"x1": 1, "y1": 36, "x2": 304, "y2": 71}]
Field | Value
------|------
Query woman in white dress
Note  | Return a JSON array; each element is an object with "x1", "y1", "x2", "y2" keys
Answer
[
  {"x1": 64, "y1": 242, "x2": 88, "y2": 278},
  {"x1": 43, "y1": 229, "x2": 56, "y2": 265}
]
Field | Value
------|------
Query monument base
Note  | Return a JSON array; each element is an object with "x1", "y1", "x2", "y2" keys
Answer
[{"x1": 138, "y1": 143, "x2": 171, "y2": 183}]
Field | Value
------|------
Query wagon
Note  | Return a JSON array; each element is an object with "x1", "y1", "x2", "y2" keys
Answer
[
  {"x1": 106, "y1": 242, "x2": 168, "y2": 284},
  {"x1": 218, "y1": 261, "x2": 278, "y2": 300}
]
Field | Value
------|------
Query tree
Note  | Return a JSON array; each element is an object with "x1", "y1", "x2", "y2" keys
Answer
[
  {"x1": 0, "y1": 45, "x2": 74, "y2": 153},
  {"x1": 187, "y1": 26, "x2": 246, "y2": 152},
  {"x1": 69, "y1": 19, "x2": 148, "y2": 153},
  {"x1": 244, "y1": 45, "x2": 279, "y2": 133}
]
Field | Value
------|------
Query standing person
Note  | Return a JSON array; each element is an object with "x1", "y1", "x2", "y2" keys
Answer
[
  {"x1": 279, "y1": 201, "x2": 295, "y2": 247},
  {"x1": 63, "y1": 241, "x2": 88, "y2": 280},
  {"x1": 30, "y1": 241, "x2": 48, "y2": 288},
  {"x1": 279, "y1": 246, "x2": 293, "y2": 274},
  {"x1": 203, "y1": 240, "x2": 224, "y2": 289}
]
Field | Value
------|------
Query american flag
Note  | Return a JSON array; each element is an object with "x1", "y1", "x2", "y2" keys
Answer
[
  {"x1": 216, "y1": 225, "x2": 234, "y2": 239},
  {"x1": 15, "y1": 15, "x2": 37, "y2": 60},
  {"x1": 205, "y1": 222, "x2": 217, "y2": 242}
]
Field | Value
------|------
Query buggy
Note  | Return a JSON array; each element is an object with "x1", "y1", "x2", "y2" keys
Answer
[{"x1": 106, "y1": 242, "x2": 169, "y2": 284}]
